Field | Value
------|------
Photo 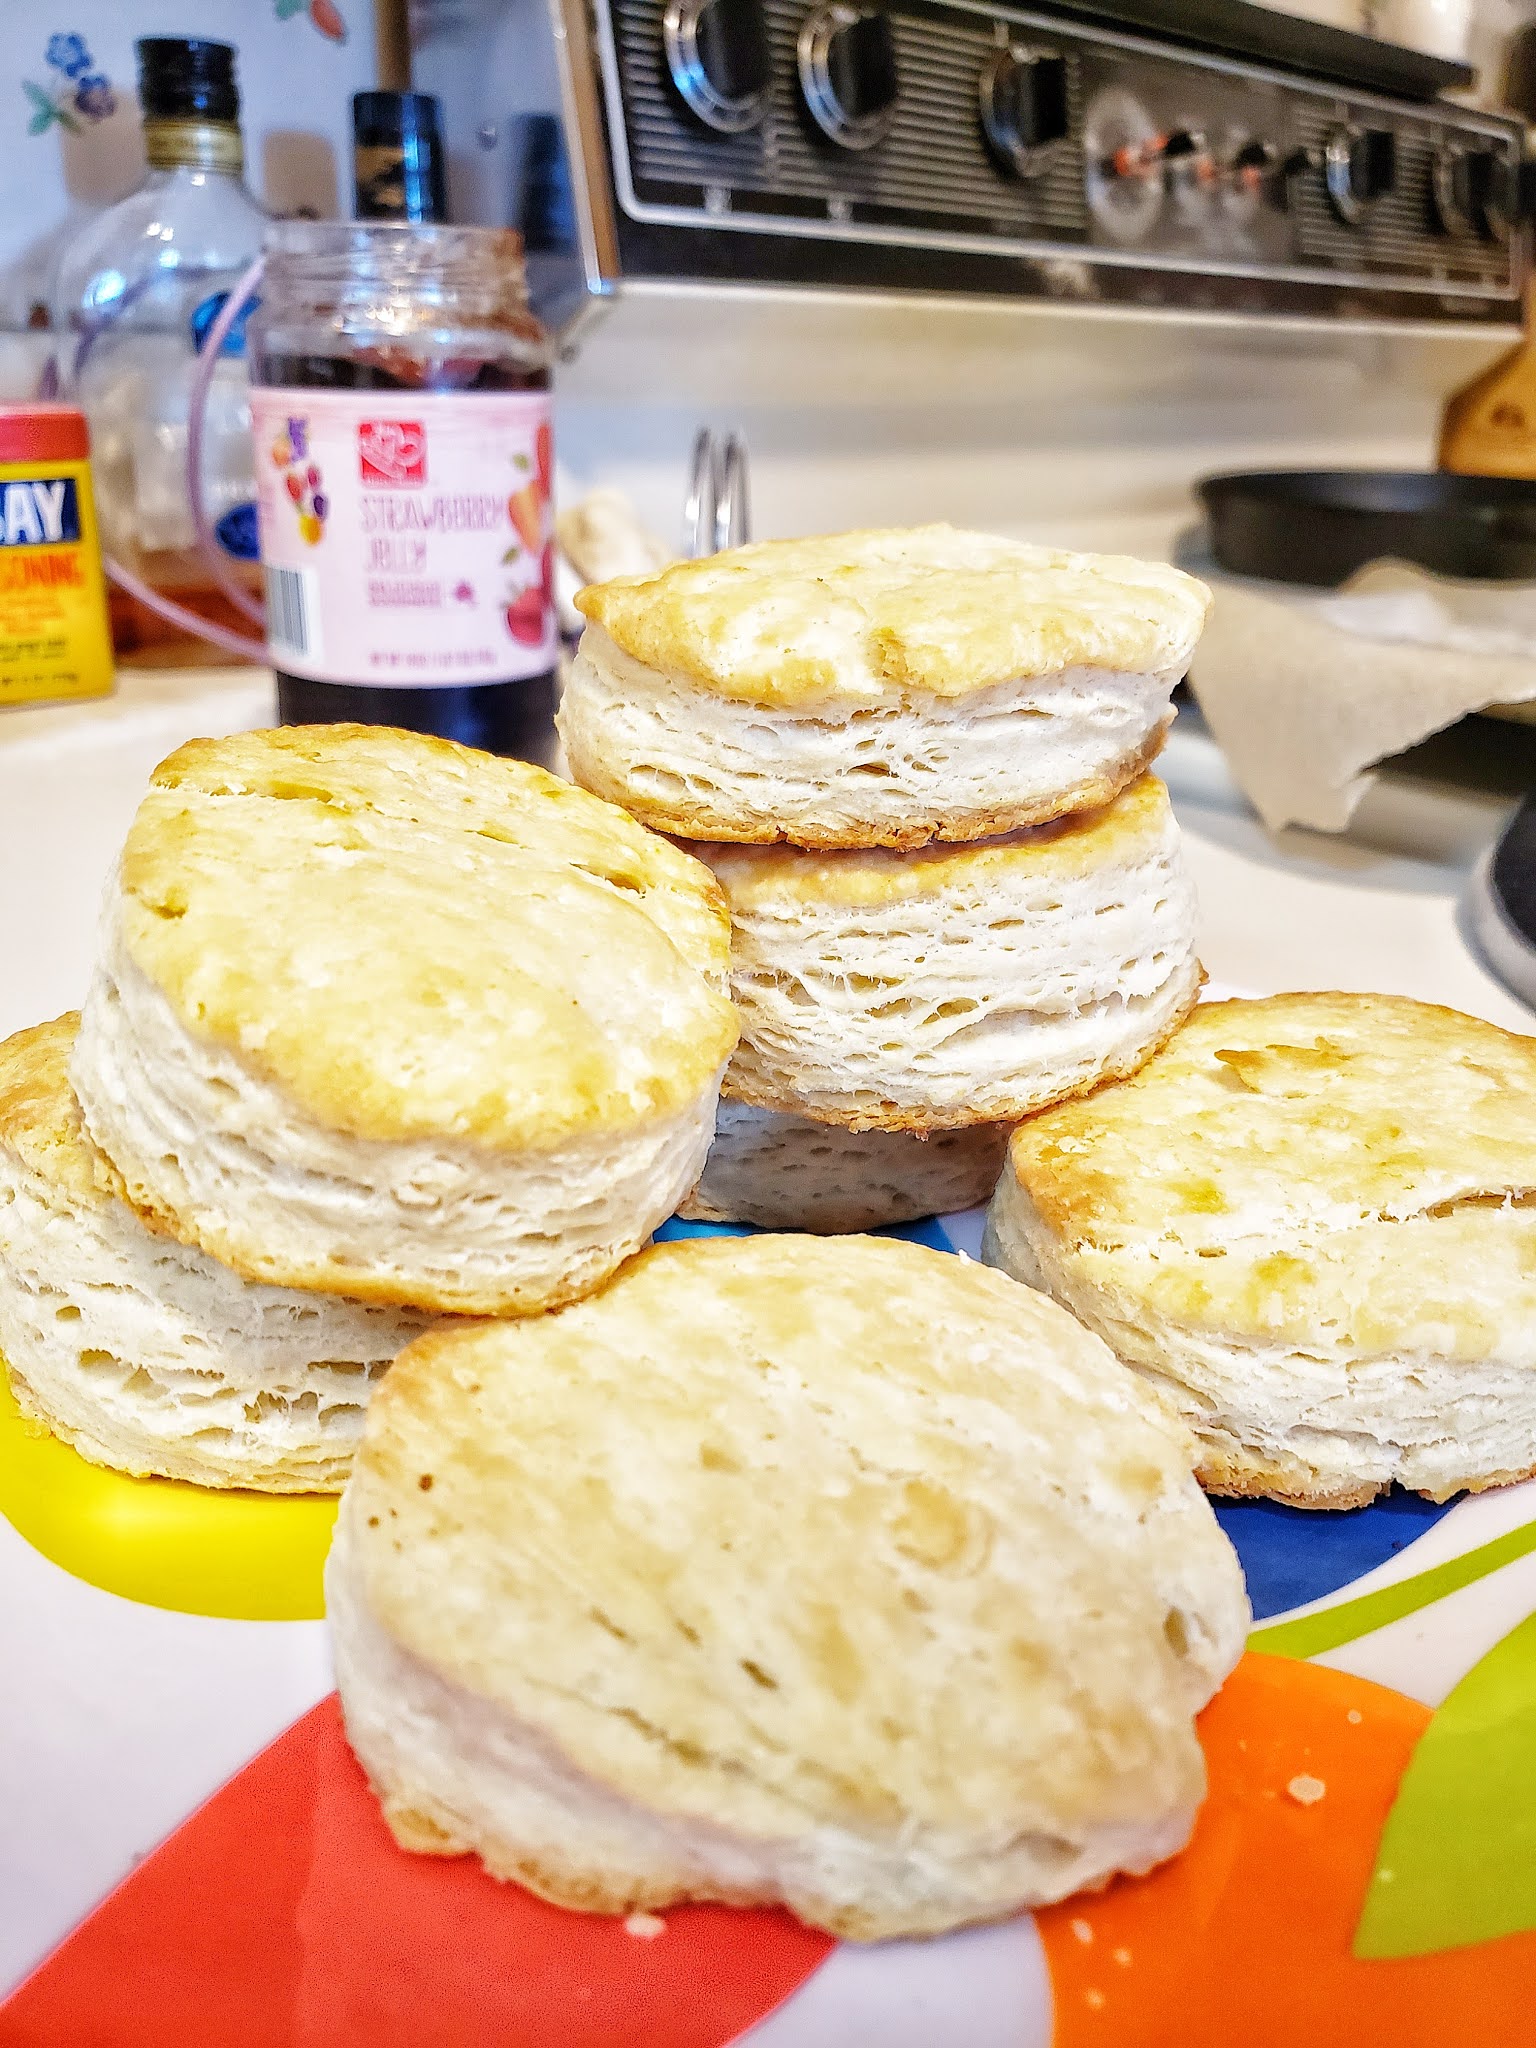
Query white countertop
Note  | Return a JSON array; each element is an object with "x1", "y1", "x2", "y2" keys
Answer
[{"x1": 0, "y1": 664, "x2": 1530, "y2": 1997}]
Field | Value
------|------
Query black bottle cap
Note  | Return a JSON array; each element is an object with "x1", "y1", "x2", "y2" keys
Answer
[
  {"x1": 352, "y1": 91, "x2": 448, "y2": 222},
  {"x1": 353, "y1": 91, "x2": 442, "y2": 148},
  {"x1": 137, "y1": 38, "x2": 239, "y2": 125}
]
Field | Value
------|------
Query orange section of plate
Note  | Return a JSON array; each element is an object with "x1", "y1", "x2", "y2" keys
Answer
[{"x1": 1039, "y1": 1653, "x2": 1536, "y2": 2047}]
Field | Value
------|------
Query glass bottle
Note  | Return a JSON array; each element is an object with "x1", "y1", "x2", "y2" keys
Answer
[
  {"x1": 353, "y1": 92, "x2": 448, "y2": 224},
  {"x1": 52, "y1": 37, "x2": 265, "y2": 662},
  {"x1": 246, "y1": 221, "x2": 557, "y2": 761}
]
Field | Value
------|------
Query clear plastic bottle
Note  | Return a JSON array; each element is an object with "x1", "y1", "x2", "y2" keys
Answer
[{"x1": 52, "y1": 37, "x2": 265, "y2": 662}]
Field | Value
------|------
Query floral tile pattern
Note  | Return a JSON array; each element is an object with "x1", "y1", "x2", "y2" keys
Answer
[{"x1": 22, "y1": 33, "x2": 115, "y2": 136}]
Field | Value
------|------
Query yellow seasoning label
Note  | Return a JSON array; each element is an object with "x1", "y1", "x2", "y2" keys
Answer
[
  {"x1": 0, "y1": 1366, "x2": 332, "y2": 1619},
  {"x1": 0, "y1": 457, "x2": 114, "y2": 705}
]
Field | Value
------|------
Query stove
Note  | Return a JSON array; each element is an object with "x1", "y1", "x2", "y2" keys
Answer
[{"x1": 524, "y1": 0, "x2": 1530, "y2": 331}]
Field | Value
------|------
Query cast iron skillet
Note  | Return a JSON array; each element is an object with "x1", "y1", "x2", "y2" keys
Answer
[{"x1": 1198, "y1": 471, "x2": 1536, "y2": 586}]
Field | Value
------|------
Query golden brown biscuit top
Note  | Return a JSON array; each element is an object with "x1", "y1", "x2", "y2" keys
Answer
[
  {"x1": 576, "y1": 525, "x2": 1211, "y2": 708},
  {"x1": 116, "y1": 726, "x2": 738, "y2": 1149},
  {"x1": 697, "y1": 772, "x2": 1175, "y2": 909},
  {"x1": 1009, "y1": 992, "x2": 1536, "y2": 1353},
  {"x1": 0, "y1": 1014, "x2": 102, "y2": 1205},
  {"x1": 348, "y1": 1233, "x2": 1239, "y2": 1842}
]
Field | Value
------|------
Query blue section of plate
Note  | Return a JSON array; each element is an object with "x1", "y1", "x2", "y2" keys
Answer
[
  {"x1": 655, "y1": 1216, "x2": 962, "y2": 1251},
  {"x1": 875, "y1": 1218, "x2": 955, "y2": 1252},
  {"x1": 1213, "y1": 1492, "x2": 1454, "y2": 1622},
  {"x1": 655, "y1": 1216, "x2": 755, "y2": 1241}
]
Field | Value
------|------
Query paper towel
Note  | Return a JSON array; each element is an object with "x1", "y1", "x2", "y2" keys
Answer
[{"x1": 1186, "y1": 558, "x2": 1536, "y2": 833}]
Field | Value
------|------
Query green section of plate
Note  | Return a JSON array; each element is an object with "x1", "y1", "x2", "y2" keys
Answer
[
  {"x1": 0, "y1": 1368, "x2": 333, "y2": 1620},
  {"x1": 1355, "y1": 1609, "x2": 1536, "y2": 1958},
  {"x1": 1249, "y1": 1516, "x2": 1536, "y2": 1660}
]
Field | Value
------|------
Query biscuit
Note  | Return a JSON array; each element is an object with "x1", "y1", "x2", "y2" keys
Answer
[
  {"x1": 0, "y1": 1016, "x2": 426, "y2": 1491},
  {"x1": 696, "y1": 774, "x2": 1200, "y2": 1132},
  {"x1": 676, "y1": 1098, "x2": 1010, "y2": 1231},
  {"x1": 560, "y1": 526, "x2": 1210, "y2": 847},
  {"x1": 984, "y1": 992, "x2": 1536, "y2": 1508},
  {"x1": 328, "y1": 1232, "x2": 1248, "y2": 1940},
  {"x1": 70, "y1": 726, "x2": 739, "y2": 1317}
]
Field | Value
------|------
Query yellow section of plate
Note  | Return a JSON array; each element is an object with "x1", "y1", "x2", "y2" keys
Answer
[{"x1": 0, "y1": 1367, "x2": 334, "y2": 1620}]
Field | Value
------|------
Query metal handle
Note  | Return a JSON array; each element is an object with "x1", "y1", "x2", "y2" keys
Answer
[{"x1": 685, "y1": 427, "x2": 751, "y2": 556}]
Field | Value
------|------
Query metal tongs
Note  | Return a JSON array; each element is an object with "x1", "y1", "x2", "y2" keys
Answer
[{"x1": 684, "y1": 428, "x2": 750, "y2": 557}]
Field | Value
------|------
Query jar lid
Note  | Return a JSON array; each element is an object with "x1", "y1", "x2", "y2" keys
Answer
[
  {"x1": 137, "y1": 37, "x2": 239, "y2": 126},
  {"x1": 0, "y1": 404, "x2": 89, "y2": 466}
]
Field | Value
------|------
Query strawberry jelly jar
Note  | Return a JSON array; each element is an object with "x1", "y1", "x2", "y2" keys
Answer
[{"x1": 247, "y1": 221, "x2": 556, "y2": 761}]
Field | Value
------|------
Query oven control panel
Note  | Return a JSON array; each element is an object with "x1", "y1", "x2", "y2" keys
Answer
[{"x1": 585, "y1": 0, "x2": 1528, "y2": 322}]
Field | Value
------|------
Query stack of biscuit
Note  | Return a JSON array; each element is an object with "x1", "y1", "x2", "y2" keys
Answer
[
  {"x1": 0, "y1": 723, "x2": 739, "y2": 1492},
  {"x1": 558, "y1": 524, "x2": 1213, "y2": 1229},
  {"x1": 289, "y1": 531, "x2": 1245, "y2": 1940},
  {"x1": 0, "y1": 564, "x2": 1259, "y2": 1944}
]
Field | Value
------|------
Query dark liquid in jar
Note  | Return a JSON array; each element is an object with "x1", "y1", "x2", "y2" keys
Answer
[{"x1": 261, "y1": 348, "x2": 556, "y2": 761}]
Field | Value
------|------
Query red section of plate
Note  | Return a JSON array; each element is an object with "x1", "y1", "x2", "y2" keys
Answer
[{"x1": 0, "y1": 1695, "x2": 833, "y2": 2048}]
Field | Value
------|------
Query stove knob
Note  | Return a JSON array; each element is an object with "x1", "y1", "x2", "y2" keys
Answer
[
  {"x1": 663, "y1": 0, "x2": 771, "y2": 134},
  {"x1": 1430, "y1": 143, "x2": 1476, "y2": 235},
  {"x1": 1229, "y1": 138, "x2": 1277, "y2": 186},
  {"x1": 1224, "y1": 135, "x2": 1277, "y2": 209},
  {"x1": 797, "y1": 4, "x2": 899, "y2": 152},
  {"x1": 1160, "y1": 128, "x2": 1207, "y2": 166},
  {"x1": 1083, "y1": 85, "x2": 1163, "y2": 242},
  {"x1": 1324, "y1": 123, "x2": 1396, "y2": 225},
  {"x1": 979, "y1": 46, "x2": 1068, "y2": 179},
  {"x1": 1472, "y1": 149, "x2": 1520, "y2": 244},
  {"x1": 1431, "y1": 145, "x2": 1520, "y2": 241}
]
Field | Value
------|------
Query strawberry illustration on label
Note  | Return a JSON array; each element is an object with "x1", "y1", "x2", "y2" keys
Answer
[
  {"x1": 504, "y1": 586, "x2": 545, "y2": 646},
  {"x1": 508, "y1": 482, "x2": 544, "y2": 555}
]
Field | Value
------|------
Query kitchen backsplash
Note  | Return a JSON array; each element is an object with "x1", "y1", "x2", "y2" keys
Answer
[
  {"x1": 0, "y1": 3, "x2": 377, "y2": 329},
  {"x1": 553, "y1": 291, "x2": 1509, "y2": 559}
]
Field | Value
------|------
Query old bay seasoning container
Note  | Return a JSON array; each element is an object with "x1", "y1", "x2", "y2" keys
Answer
[{"x1": 0, "y1": 404, "x2": 113, "y2": 706}]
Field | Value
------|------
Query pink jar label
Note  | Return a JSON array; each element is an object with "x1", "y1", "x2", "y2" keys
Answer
[{"x1": 250, "y1": 387, "x2": 554, "y2": 687}]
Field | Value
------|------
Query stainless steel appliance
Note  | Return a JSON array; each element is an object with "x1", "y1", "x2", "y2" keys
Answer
[{"x1": 519, "y1": 0, "x2": 1531, "y2": 335}]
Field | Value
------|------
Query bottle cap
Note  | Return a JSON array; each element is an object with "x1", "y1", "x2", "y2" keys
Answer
[
  {"x1": 353, "y1": 92, "x2": 448, "y2": 222},
  {"x1": 0, "y1": 403, "x2": 90, "y2": 467},
  {"x1": 137, "y1": 37, "x2": 239, "y2": 125},
  {"x1": 352, "y1": 90, "x2": 443, "y2": 149}
]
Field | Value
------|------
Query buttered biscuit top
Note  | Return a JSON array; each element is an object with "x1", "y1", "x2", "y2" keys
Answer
[
  {"x1": 1004, "y1": 991, "x2": 1536, "y2": 1354},
  {"x1": 575, "y1": 525, "x2": 1212, "y2": 708},
  {"x1": 102, "y1": 724, "x2": 737, "y2": 1148},
  {"x1": 561, "y1": 526, "x2": 1212, "y2": 850}
]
